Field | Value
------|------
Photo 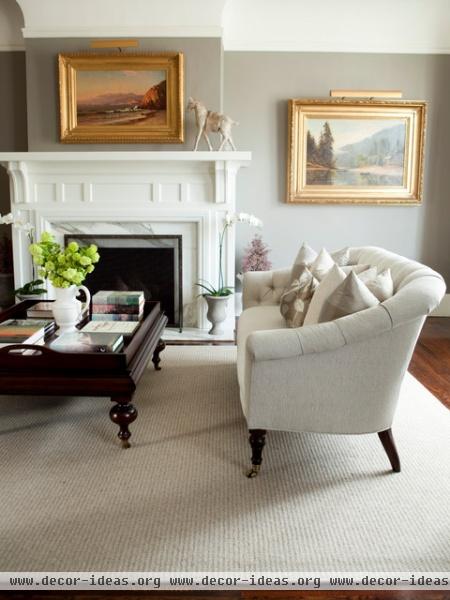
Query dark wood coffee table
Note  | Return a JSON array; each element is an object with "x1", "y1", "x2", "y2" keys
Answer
[{"x1": 0, "y1": 300, "x2": 167, "y2": 448}]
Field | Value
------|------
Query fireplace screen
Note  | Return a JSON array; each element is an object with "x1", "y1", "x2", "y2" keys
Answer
[{"x1": 64, "y1": 235, "x2": 182, "y2": 329}]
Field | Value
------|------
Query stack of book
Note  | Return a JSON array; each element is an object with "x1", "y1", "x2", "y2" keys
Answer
[
  {"x1": 50, "y1": 331, "x2": 124, "y2": 354},
  {"x1": 91, "y1": 291, "x2": 145, "y2": 322},
  {"x1": 0, "y1": 318, "x2": 55, "y2": 348}
]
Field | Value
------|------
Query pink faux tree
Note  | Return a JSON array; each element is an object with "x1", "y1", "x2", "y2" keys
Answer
[{"x1": 241, "y1": 234, "x2": 272, "y2": 272}]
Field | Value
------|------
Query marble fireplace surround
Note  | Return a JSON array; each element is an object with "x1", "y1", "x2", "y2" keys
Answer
[{"x1": 0, "y1": 152, "x2": 251, "y2": 330}]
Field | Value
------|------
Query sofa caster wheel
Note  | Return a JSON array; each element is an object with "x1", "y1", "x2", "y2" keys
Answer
[{"x1": 246, "y1": 464, "x2": 260, "y2": 478}]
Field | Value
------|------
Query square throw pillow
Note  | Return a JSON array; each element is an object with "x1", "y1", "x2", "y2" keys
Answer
[
  {"x1": 318, "y1": 271, "x2": 379, "y2": 323},
  {"x1": 331, "y1": 247, "x2": 350, "y2": 266},
  {"x1": 280, "y1": 266, "x2": 319, "y2": 327},
  {"x1": 303, "y1": 264, "x2": 347, "y2": 326},
  {"x1": 309, "y1": 248, "x2": 335, "y2": 281},
  {"x1": 342, "y1": 264, "x2": 372, "y2": 275},
  {"x1": 357, "y1": 266, "x2": 378, "y2": 283},
  {"x1": 293, "y1": 242, "x2": 317, "y2": 268},
  {"x1": 365, "y1": 268, "x2": 394, "y2": 302}
]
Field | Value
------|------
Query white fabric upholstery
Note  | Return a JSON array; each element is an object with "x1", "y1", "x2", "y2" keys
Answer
[{"x1": 237, "y1": 246, "x2": 446, "y2": 435}]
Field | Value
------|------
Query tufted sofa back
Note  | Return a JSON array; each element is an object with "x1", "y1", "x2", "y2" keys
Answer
[{"x1": 242, "y1": 267, "x2": 291, "y2": 308}]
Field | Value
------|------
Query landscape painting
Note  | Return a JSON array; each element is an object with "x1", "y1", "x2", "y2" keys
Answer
[
  {"x1": 305, "y1": 118, "x2": 406, "y2": 186},
  {"x1": 76, "y1": 69, "x2": 167, "y2": 127},
  {"x1": 287, "y1": 99, "x2": 426, "y2": 204},
  {"x1": 59, "y1": 53, "x2": 184, "y2": 143}
]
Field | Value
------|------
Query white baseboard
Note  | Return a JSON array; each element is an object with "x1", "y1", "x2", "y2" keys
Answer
[{"x1": 431, "y1": 293, "x2": 450, "y2": 317}]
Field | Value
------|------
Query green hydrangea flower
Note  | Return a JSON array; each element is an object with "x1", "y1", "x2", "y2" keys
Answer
[
  {"x1": 67, "y1": 241, "x2": 79, "y2": 252},
  {"x1": 28, "y1": 231, "x2": 100, "y2": 289}
]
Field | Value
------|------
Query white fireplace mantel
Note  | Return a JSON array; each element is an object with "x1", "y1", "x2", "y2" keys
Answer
[{"x1": 0, "y1": 151, "x2": 251, "y2": 329}]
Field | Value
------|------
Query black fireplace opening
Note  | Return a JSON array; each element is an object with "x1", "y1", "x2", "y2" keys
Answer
[{"x1": 64, "y1": 235, "x2": 182, "y2": 328}]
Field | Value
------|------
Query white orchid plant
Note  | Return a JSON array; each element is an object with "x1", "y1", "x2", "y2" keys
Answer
[
  {"x1": 196, "y1": 212, "x2": 263, "y2": 297},
  {"x1": 0, "y1": 212, "x2": 47, "y2": 297}
]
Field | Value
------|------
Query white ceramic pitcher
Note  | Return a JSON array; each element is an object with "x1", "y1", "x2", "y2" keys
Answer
[{"x1": 52, "y1": 285, "x2": 91, "y2": 335}]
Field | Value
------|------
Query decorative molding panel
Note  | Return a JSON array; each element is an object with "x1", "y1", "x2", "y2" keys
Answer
[{"x1": 0, "y1": 151, "x2": 251, "y2": 329}]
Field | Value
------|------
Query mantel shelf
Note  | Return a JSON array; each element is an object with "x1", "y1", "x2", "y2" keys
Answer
[{"x1": 0, "y1": 151, "x2": 251, "y2": 164}]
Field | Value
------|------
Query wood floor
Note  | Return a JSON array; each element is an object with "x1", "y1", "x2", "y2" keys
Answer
[
  {"x1": 3, "y1": 319, "x2": 448, "y2": 600},
  {"x1": 409, "y1": 317, "x2": 450, "y2": 409}
]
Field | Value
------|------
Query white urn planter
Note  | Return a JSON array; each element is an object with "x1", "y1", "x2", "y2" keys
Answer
[
  {"x1": 52, "y1": 285, "x2": 91, "y2": 335},
  {"x1": 205, "y1": 295, "x2": 231, "y2": 335}
]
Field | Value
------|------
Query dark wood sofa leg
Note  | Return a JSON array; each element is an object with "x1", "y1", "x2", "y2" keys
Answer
[
  {"x1": 247, "y1": 429, "x2": 267, "y2": 478},
  {"x1": 378, "y1": 428, "x2": 401, "y2": 472}
]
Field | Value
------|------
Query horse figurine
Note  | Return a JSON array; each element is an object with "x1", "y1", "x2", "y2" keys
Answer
[{"x1": 187, "y1": 97, "x2": 238, "y2": 151}]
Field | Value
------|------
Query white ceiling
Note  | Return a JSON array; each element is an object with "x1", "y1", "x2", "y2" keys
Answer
[{"x1": 1, "y1": 0, "x2": 450, "y2": 53}]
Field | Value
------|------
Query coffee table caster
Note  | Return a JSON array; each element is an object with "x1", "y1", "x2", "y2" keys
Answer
[
  {"x1": 110, "y1": 396, "x2": 137, "y2": 449},
  {"x1": 152, "y1": 339, "x2": 166, "y2": 371}
]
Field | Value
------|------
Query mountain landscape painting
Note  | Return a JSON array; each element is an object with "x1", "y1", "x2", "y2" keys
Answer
[
  {"x1": 305, "y1": 118, "x2": 407, "y2": 186},
  {"x1": 76, "y1": 69, "x2": 167, "y2": 127}
]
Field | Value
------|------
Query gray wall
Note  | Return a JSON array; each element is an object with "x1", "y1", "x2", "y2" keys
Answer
[
  {"x1": 225, "y1": 52, "x2": 450, "y2": 285},
  {"x1": 0, "y1": 51, "x2": 27, "y2": 215},
  {"x1": 25, "y1": 37, "x2": 222, "y2": 151},
  {"x1": 3, "y1": 45, "x2": 450, "y2": 287}
]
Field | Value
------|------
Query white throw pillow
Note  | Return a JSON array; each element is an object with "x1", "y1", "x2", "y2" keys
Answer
[
  {"x1": 293, "y1": 242, "x2": 317, "y2": 267},
  {"x1": 331, "y1": 247, "x2": 350, "y2": 266},
  {"x1": 304, "y1": 264, "x2": 347, "y2": 325},
  {"x1": 365, "y1": 268, "x2": 394, "y2": 302},
  {"x1": 318, "y1": 271, "x2": 379, "y2": 323},
  {"x1": 357, "y1": 266, "x2": 378, "y2": 283},
  {"x1": 309, "y1": 248, "x2": 335, "y2": 281},
  {"x1": 342, "y1": 264, "x2": 372, "y2": 275}
]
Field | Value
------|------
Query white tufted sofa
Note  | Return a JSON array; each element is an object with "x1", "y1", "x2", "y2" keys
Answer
[{"x1": 237, "y1": 246, "x2": 446, "y2": 477}]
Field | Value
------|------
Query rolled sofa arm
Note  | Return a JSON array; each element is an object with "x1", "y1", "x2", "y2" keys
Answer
[
  {"x1": 242, "y1": 268, "x2": 291, "y2": 310},
  {"x1": 246, "y1": 304, "x2": 393, "y2": 361}
]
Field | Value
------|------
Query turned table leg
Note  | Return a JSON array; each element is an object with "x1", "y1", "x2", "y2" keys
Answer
[
  {"x1": 152, "y1": 338, "x2": 166, "y2": 371},
  {"x1": 109, "y1": 395, "x2": 137, "y2": 449}
]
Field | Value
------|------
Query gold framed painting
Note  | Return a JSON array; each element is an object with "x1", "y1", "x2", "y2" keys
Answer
[
  {"x1": 286, "y1": 98, "x2": 426, "y2": 204},
  {"x1": 59, "y1": 52, "x2": 184, "y2": 143}
]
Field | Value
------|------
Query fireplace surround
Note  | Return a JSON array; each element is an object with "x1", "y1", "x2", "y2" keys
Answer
[{"x1": 0, "y1": 151, "x2": 251, "y2": 330}]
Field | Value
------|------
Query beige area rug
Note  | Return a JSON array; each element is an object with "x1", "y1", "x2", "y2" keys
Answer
[{"x1": 1, "y1": 346, "x2": 449, "y2": 572}]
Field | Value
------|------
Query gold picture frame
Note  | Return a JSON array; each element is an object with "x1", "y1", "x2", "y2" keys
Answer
[
  {"x1": 286, "y1": 98, "x2": 426, "y2": 205},
  {"x1": 59, "y1": 52, "x2": 184, "y2": 143}
]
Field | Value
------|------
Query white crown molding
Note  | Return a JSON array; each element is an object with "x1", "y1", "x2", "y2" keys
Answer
[
  {"x1": 223, "y1": 0, "x2": 450, "y2": 55},
  {"x1": 16, "y1": 0, "x2": 227, "y2": 40},
  {"x1": 7, "y1": 0, "x2": 450, "y2": 54},
  {"x1": 224, "y1": 40, "x2": 450, "y2": 55},
  {"x1": 22, "y1": 26, "x2": 223, "y2": 39}
]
